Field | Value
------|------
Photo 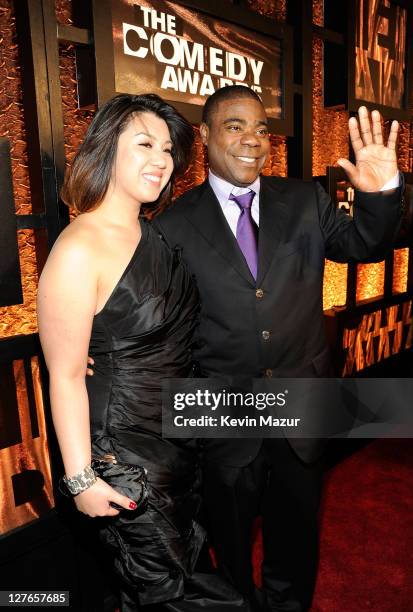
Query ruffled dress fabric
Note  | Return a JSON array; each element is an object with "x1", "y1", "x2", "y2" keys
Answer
[{"x1": 85, "y1": 220, "x2": 207, "y2": 607}]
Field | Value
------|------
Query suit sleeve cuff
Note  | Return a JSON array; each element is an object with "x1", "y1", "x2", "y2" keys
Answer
[{"x1": 380, "y1": 172, "x2": 401, "y2": 191}]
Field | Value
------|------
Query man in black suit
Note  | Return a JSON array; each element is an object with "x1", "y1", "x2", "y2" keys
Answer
[{"x1": 154, "y1": 85, "x2": 401, "y2": 611}]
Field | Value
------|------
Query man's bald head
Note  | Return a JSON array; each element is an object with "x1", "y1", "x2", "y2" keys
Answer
[{"x1": 202, "y1": 85, "x2": 264, "y2": 127}]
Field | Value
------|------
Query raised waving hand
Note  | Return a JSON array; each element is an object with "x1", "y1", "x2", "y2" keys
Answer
[{"x1": 337, "y1": 106, "x2": 399, "y2": 192}]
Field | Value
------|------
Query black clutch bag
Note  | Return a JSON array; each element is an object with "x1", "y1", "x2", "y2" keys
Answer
[
  {"x1": 91, "y1": 453, "x2": 149, "y2": 514},
  {"x1": 59, "y1": 453, "x2": 149, "y2": 516}
]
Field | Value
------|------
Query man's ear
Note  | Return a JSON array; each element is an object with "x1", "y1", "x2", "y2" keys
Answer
[{"x1": 199, "y1": 122, "x2": 209, "y2": 146}]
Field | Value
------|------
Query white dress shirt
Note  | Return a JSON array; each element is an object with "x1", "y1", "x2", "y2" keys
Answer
[{"x1": 208, "y1": 170, "x2": 401, "y2": 237}]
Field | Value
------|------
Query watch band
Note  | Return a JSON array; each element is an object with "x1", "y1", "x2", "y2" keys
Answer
[{"x1": 62, "y1": 464, "x2": 97, "y2": 496}]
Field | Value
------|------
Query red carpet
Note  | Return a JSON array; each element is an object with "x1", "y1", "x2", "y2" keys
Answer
[{"x1": 251, "y1": 439, "x2": 413, "y2": 611}]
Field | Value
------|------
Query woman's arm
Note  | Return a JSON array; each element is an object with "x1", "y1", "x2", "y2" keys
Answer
[{"x1": 37, "y1": 236, "x2": 136, "y2": 517}]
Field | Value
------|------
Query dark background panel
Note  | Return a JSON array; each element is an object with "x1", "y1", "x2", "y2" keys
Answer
[{"x1": 0, "y1": 138, "x2": 23, "y2": 307}]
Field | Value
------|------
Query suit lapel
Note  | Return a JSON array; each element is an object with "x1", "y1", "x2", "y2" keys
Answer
[
  {"x1": 257, "y1": 178, "x2": 289, "y2": 286},
  {"x1": 184, "y1": 181, "x2": 256, "y2": 286}
]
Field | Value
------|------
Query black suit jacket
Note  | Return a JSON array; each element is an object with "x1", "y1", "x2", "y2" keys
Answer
[{"x1": 153, "y1": 176, "x2": 402, "y2": 464}]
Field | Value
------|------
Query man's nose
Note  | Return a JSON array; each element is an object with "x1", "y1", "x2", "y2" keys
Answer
[{"x1": 240, "y1": 130, "x2": 261, "y2": 146}]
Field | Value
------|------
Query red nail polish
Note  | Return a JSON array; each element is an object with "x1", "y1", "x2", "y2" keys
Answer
[{"x1": 129, "y1": 501, "x2": 137, "y2": 509}]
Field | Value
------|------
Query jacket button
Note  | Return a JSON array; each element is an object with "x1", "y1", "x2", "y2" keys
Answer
[
  {"x1": 256, "y1": 288, "x2": 264, "y2": 299},
  {"x1": 262, "y1": 330, "x2": 270, "y2": 341},
  {"x1": 264, "y1": 369, "x2": 273, "y2": 377}
]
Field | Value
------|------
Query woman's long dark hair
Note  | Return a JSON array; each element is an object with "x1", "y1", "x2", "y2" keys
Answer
[{"x1": 61, "y1": 93, "x2": 194, "y2": 217}]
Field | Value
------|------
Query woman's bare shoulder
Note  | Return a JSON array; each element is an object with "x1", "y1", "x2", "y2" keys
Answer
[{"x1": 40, "y1": 215, "x2": 103, "y2": 280}]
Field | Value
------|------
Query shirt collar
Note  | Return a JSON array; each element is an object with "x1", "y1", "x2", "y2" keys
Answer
[{"x1": 208, "y1": 170, "x2": 261, "y2": 205}]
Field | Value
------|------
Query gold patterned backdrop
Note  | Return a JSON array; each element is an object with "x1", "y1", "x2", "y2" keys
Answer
[
  {"x1": 0, "y1": 4, "x2": 38, "y2": 337},
  {"x1": 0, "y1": 2, "x2": 50, "y2": 535},
  {"x1": 0, "y1": 0, "x2": 412, "y2": 536},
  {"x1": 355, "y1": 0, "x2": 406, "y2": 109},
  {"x1": 0, "y1": 358, "x2": 54, "y2": 534}
]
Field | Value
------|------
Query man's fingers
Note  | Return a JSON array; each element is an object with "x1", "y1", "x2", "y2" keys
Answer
[
  {"x1": 337, "y1": 158, "x2": 358, "y2": 184},
  {"x1": 371, "y1": 110, "x2": 383, "y2": 145},
  {"x1": 387, "y1": 120, "x2": 399, "y2": 150},
  {"x1": 348, "y1": 116, "x2": 364, "y2": 153},
  {"x1": 86, "y1": 356, "x2": 94, "y2": 376},
  {"x1": 357, "y1": 106, "x2": 373, "y2": 146}
]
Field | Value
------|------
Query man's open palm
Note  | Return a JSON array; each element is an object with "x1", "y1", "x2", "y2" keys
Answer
[{"x1": 338, "y1": 106, "x2": 399, "y2": 192}]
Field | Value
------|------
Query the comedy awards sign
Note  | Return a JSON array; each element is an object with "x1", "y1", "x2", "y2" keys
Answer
[{"x1": 110, "y1": 0, "x2": 283, "y2": 120}]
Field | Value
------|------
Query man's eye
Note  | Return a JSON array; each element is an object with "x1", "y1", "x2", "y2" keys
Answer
[{"x1": 227, "y1": 125, "x2": 241, "y2": 131}]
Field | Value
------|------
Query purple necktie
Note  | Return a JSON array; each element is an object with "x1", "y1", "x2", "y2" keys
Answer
[{"x1": 229, "y1": 190, "x2": 258, "y2": 280}]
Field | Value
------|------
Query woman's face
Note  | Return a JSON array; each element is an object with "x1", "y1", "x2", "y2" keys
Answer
[{"x1": 111, "y1": 111, "x2": 174, "y2": 206}]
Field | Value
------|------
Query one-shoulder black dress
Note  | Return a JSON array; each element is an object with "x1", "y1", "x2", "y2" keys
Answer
[{"x1": 86, "y1": 221, "x2": 248, "y2": 611}]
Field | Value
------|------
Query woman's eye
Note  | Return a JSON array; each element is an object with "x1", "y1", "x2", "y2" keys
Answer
[
  {"x1": 164, "y1": 149, "x2": 173, "y2": 155},
  {"x1": 139, "y1": 142, "x2": 152, "y2": 148}
]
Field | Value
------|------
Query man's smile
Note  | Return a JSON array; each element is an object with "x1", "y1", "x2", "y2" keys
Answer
[{"x1": 234, "y1": 156, "x2": 261, "y2": 164}]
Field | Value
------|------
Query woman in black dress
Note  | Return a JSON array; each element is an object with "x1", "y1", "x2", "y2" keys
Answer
[{"x1": 37, "y1": 94, "x2": 248, "y2": 611}]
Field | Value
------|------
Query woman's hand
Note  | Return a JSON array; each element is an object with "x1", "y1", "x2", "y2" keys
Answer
[{"x1": 74, "y1": 477, "x2": 137, "y2": 517}]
